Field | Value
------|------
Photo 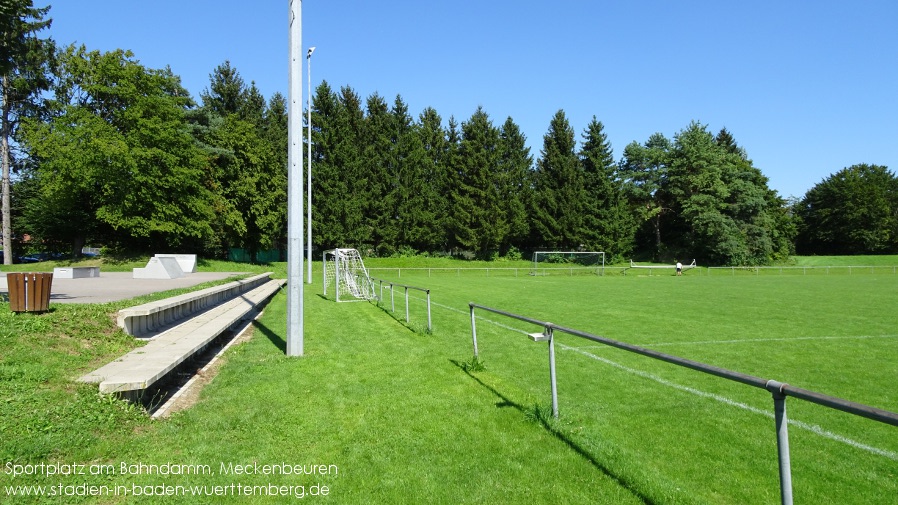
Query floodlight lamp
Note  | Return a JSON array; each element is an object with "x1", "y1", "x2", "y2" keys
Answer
[{"x1": 307, "y1": 47, "x2": 316, "y2": 58}]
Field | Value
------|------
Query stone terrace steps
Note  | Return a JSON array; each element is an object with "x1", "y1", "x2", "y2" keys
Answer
[
  {"x1": 80, "y1": 277, "x2": 285, "y2": 396},
  {"x1": 116, "y1": 272, "x2": 274, "y2": 337}
]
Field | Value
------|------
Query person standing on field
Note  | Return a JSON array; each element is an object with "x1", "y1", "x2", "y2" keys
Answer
[{"x1": 676, "y1": 261, "x2": 682, "y2": 276}]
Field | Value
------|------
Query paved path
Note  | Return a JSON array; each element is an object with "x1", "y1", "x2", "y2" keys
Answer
[{"x1": 0, "y1": 271, "x2": 248, "y2": 304}]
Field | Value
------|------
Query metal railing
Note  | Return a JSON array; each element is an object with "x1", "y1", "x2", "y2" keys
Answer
[
  {"x1": 367, "y1": 266, "x2": 602, "y2": 278},
  {"x1": 467, "y1": 302, "x2": 898, "y2": 505},
  {"x1": 371, "y1": 278, "x2": 432, "y2": 331},
  {"x1": 706, "y1": 265, "x2": 898, "y2": 275}
]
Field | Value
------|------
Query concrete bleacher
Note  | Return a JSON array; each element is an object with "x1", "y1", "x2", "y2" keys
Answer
[
  {"x1": 116, "y1": 272, "x2": 273, "y2": 337},
  {"x1": 80, "y1": 272, "x2": 285, "y2": 398}
]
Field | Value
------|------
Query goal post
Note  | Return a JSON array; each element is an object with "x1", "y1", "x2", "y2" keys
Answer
[
  {"x1": 322, "y1": 248, "x2": 376, "y2": 302},
  {"x1": 531, "y1": 251, "x2": 605, "y2": 276}
]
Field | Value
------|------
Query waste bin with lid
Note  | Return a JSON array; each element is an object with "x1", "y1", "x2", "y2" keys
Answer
[{"x1": 7, "y1": 272, "x2": 53, "y2": 313}]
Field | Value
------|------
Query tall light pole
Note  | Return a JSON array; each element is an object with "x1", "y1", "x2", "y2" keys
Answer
[
  {"x1": 287, "y1": 0, "x2": 304, "y2": 356},
  {"x1": 306, "y1": 46, "x2": 315, "y2": 284}
]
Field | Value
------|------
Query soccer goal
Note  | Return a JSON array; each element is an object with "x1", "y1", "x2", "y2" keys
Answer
[
  {"x1": 323, "y1": 248, "x2": 376, "y2": 302},
  {"x1": 531, "y1": 251, "x2": 605, "y2": 276}
]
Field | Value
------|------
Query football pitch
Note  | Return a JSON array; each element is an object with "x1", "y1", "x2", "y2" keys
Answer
[{"x1": 368, "y1": 266, "x2": 898, "y2": 504}]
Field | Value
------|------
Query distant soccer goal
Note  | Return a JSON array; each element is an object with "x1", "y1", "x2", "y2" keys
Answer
[
  {"x1": 323, "y1": 248, "x2": 376, "y2": 302},
  {"x1": 531, "y1": 251, "x2": 605, "y2": 276}
]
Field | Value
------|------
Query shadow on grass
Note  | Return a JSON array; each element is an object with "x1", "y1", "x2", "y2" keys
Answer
[
  {"x1": 372, "y1": 299, "x2": 431, "y2": 335},
  {"x1": 253, "y1": 318, "x2": 286, "y2": 353},
  {"x1": 450, "y1": 358, "x2": 657, "y2": 505}
]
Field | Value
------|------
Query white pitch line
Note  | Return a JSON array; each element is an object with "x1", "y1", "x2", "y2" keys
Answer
[
  {"x1": 635, "y1": 334, "x2": 898, "y2": 348},
  {"x1": 424, "y1": 299, "x2": 897, "y2": 460},
  {"x1": 418, "y1": 297, "x2": 898, "y2": 460},
  {"x1": 562, "y1": 344, "x2": 898, "y2": 461}
]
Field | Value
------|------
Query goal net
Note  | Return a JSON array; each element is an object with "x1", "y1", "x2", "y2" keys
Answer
[
  {"x1": 531, "y1": 251, "x2": 605, "y2": 276},
  {"x1": 323, "y1": 248, "x2": 376, "y2": 302}
]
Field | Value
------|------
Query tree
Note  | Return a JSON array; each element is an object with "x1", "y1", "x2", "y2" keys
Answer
[
  {"x1": 0, "y1": 0, "x2": 54, "y2": 263},
  {"x1": 619, "y1": 133, "x2": 671, "y2": 260},
  {"x1": 264, "y1": 92, "x2": 288, "y2": 257},
  {"x1": 796, "y1": 164, "x2": 898, "y2": 255},
  {"x1": 579, "y1": 116, "x2": 635, "y2": 260},
  {"x1": 389, "y1": 95, "x2": 429, "y2": 253},
  {"x1": 531, "y1": 110, "x2": 584, "y2": 249},
  {"x1": 362, "y1": 92, "x2": 392, "y2": 253},
  {"x1": 417, "y1": 106, "x2": 451, "y2": 251},
  {"x1": 200, "y1": 60, "x2": 245, "y2": 117},
  {"x1": 195, "y1": 62, "x2": 285, "y2": 262},
  {"x1": 452, "y1": 106, "x2": 503, "y2": 258},
  {"x1": 497, "y1": 117, "x2": 532, "y2": 255},
  {"x1": 19, "y1": 45, "x2": 215, "y2": 253},
  {"x1": 665, "y1": 121, "x2": 736, "y2": 264}
]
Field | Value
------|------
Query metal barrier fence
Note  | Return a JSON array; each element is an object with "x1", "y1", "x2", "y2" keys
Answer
[
  {"x1": 369, "y1": 265, "x2": 898, "y2": 278},
  {"x1": 706, "y1": 265, "x2": 898, "y2": 275},
  {"x1": 467, "y1": 302, "x2": 898, "y2": 505},
  {"x1": 371, "y1": 278, "x2": 432, "y2": 332},
  {"x1": 368, "y1": 266, "x2": 603, "y2": 278}
]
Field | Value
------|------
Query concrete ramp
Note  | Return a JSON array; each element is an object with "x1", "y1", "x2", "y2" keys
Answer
[
  {"x1": 155, "y1": 254, "x2": 197, "y2": 273},
  {"x1": 133, "y1": 256, "x2": 184, "y2": 279}
]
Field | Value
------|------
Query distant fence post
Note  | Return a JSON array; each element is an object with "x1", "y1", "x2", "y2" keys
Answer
[{"x1": 426, "y1": 289, "x2": 432, "y2": 332}]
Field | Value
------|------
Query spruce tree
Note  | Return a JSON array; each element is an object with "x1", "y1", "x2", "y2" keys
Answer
[
  {"x1": 579, "y1": 116, "x2": 635, "y2": 260},
  {"x1": 1, "y1": 0, "x2": 54, "y2": 263},
  {"x1": 390, "y1": 95, "x2": 429, "y2": 253},
  {"x1": 497, "y1": 117, "x2": 532, "y2": 255},
  {"x1": 454, "y1": 107, "x2": 503, "y2": 258},
  {"x1": 418, "y1": 107, "x2": 450, "y2": 251},
  {"x1": 531, "y1": 110, "x2": 582, "y2": 250}
]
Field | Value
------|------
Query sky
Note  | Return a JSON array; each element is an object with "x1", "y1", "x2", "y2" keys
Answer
[{"x1": 43, "y1": 1, "x2": 897, "y2": 199}]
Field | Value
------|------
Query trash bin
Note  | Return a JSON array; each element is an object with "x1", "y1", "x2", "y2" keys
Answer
[{"x1": 7, "y1": 272, "x2": 53, "y2": 313}]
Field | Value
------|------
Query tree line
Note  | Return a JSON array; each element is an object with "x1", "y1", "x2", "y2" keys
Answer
[{"x1": 3, "y1": 2, "x2": 897, "y2": 266}]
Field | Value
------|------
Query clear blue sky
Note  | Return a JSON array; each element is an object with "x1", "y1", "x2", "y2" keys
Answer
[{"x1": 45, "y1": 1, "x2": 897, "y2": 199}]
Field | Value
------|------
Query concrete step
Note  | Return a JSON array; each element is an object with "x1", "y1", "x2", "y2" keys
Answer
[{"x1": 80, "y1": 278, "x2": 285, "y2": 395}]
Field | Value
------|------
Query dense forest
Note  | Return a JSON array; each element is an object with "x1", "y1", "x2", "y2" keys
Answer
[{"x1": 3, "y1": 2, "x2": 897, "y2": 266}]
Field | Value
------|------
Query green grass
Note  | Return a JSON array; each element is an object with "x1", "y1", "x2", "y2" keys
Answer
[{"x1": 1, "y1": 256, "x2": 897, "y2": 503}]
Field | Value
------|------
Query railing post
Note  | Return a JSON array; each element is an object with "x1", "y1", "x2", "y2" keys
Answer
[
  {"x1": 404, "y1": 287, "x2": 410, "y2": 323},
  {"x1": 766, "y1": 380, "x2": 794, "y2": 505},
  {"x1": 390, "y1": 284, "x2": 395, "y2": 312},
  {"x1": 426, "y1": 289, "x2": 432, "y2": 332},
  {"x1": 469, "y1": 304, "x2": 479, "y2": 357},
  {"x1": 547, "y1": 325, "x2": 559, "y2": 418}
]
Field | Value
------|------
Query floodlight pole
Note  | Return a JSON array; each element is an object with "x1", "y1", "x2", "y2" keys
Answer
[
  {"x1": 287, "y1": 0, "x2": 304, "y2": 356},
  {"x1": 306, "y1": 46, "x2": 315, "y2": 284}
]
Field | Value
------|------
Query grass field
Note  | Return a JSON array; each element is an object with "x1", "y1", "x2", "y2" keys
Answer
[{"x1": 1, "y1": 256, "x2": 897, "y2": 503}]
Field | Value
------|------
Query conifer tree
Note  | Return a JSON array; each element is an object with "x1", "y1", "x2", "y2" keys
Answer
[
  {"x1": 418, "y1": 107, "x2": 450, "y2": 251},
  {"x1": 453, "y1": 107, "x2": 503, "y2": 258},
  {"x1": 579, "y1": 116, "x2": 635, "y2": 260},
  {"x1": 1, "y1": 0, "x2": 54, "y2": 263},
  {"x1": 497, "y1": 117, "x2": 532, "y2": 255},
  {"x1": 531, "y1": 110, "x2": 582, "y2": 249},
  {"x1": 362, "y1": 92, "x2": 393, "y2": 254}
]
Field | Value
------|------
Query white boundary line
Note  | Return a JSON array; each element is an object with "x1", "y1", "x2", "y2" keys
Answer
[
  {"x1": 561, "y1": 344, "x2": 898, "y2": 461},
  {"x1": 567, "y1": 334, "x2": 898, "y2": 350},
  {"x1": 426, "y1": 299, "x2": 898, "y2": 461}
]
